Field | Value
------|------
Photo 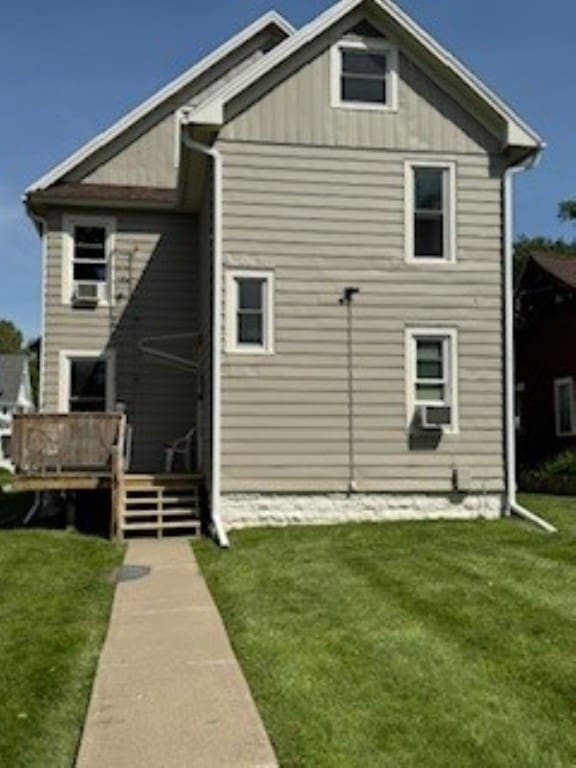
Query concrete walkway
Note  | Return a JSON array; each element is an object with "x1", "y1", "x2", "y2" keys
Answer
[{"x1": 76, "y1": 539, "x2": 278, "y2": 768}]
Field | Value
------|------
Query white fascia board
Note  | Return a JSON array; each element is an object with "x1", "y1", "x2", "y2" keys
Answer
[
  {"x1": 26, "y1": 11, "x2": 295, "y2": 193},
  {"x1": 189, "y1": 100, "x2": 225, "y2": 128},
  {"x1": 186, "y1": 0, "x2": 543, "y2": 151}
]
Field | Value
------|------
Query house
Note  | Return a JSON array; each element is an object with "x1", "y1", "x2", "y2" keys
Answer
[
  {"x1": 19, "y1": 0, "x2": 543, "y2": 540},
  {"x1": 516, "y1": 252, "x2": 576, "y2": 467},
  {"x1": 0, "y1": 354, "x2": 34, "y2": 470}
]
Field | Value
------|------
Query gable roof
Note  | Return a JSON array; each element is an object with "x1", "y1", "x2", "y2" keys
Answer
[
  {"x1": 0, "y1": 354, "x2": 28, "y2": 407},
  {"x1": 530, "y1": 252, "x2": 576, "y2": 290},
  {"x1": 26, "y1": 11, "x2": 294, "y2": 193},
  {"x1": 186, "y1": 0, "x2": 543, "y2": 151}
]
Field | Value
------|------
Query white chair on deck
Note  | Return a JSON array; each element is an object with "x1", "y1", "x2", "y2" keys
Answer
[{"x1": 164, "y1": 427, "x2": 196, "y2": 473}]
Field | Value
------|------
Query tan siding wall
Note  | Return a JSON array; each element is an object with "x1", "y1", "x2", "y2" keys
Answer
[
  {"x1": 71, "y1": 35, "x2": 274, "y2": 188},
  {"x1": 84, "y1": 115, "x2": 178, "y2": 188},
  {"x1": 219, "y1": 140, "x2": 504, "y2": 494},
  {"x1": 222, "y1": 47, "x2": 500, "y2": 154},
  {"x1": 43, "y1": 210, "x2": 200, "y2": 471}
]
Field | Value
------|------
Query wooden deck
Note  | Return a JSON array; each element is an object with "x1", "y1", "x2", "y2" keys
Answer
[{"x1": 7, "y1": 413, "x2": 202, "y2": 539}]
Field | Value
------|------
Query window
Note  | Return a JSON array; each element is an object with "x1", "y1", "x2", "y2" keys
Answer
[
  {"x1": 406, "y1": 328, "x2": 458, "y2": 432},
  {"x1": 554, "y1": 378, "x2": 576, "y2": 436},
  {"x1": 405, "y1": 162, "x2": 455, "y2": 262},
  {"x1": 331, "y1": 40, "x2": 398, "y2": 111},
  {"x1": 59, "y1": 351, "x2": 115, "y2": 412},
  {"x1": 226, "y1": 270, "x2": 274, "y2": 354},
  {"x1": 63, "y1": 216, "x2": 115, "y2": 305}
]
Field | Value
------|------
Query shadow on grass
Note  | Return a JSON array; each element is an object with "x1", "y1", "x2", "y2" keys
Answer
[{"x1": 0, "y1": 471, "x2": 112, "y2": 538}]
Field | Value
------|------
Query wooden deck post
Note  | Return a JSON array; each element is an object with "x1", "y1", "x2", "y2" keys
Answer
[{"x1": 111, "y1": 446, "x2": 125, "y2": 541}]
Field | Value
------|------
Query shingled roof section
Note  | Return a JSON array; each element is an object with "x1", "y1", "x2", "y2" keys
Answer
[
  {"x1": 531, "y1": 252, "x2": 576, "y2": 290},
  {"x1": 0, "y1": 354, "x2": 27, "y2": 406},
  {"x1": 27, "y1": 183, "x2": 178, "y2": 206}
]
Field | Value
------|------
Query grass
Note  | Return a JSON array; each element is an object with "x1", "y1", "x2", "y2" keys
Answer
[
  {"x1": 0, "y1": 470, "x2": 123, "y2": 767},
  {"x1": 196, "y1": 496, "x2": 576, "y2": 768}
]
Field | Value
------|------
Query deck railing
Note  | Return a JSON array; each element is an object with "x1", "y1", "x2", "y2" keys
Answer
[{"x1": 11, "y1": 413, "x2": 125, "y2": 474}]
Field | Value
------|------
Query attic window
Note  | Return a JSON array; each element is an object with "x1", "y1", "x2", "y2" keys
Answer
[{"x1": 331, "y1": 39, "x2": 398, "y2": 111}]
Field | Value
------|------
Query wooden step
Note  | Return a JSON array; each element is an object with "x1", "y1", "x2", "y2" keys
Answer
[
  {"x1": 120, "y1": 521, "x2": 201, "y2": 532},
  {"x1": 124, "y1": 494, "x2": 199, "y2": 505},
  {"x1": 124, "y1": 474, "x2": 201, "y2": 485},
  {"x1": 123, "y1": 508, "x2": 199, "y2": 519}
]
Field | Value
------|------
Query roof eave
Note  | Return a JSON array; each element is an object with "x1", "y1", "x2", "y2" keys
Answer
[
  {"x1": 25, "y1": 11, "x2": 295, "y2": 194},
  {"x1": 184, "y1": 0, "x2": 544, "y2": 153}
]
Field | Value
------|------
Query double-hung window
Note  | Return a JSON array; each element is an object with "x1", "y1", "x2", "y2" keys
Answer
[
  {"x1": 407, "y1": 328, "x2": 458, "y2": 432},
  {"x1": 331, "y1": 39, "x2": 398, "y2": 111},
  {"x1": 59, "y1": 351, "x2": 115, "y2": 412},
  {"x1": 406, "y1": 162, "x2": 455, "y2": 262},
  {"x1": 554, "y1": 377, "x2": 576, "y2": 436},
  {"x1": 226, "y1": 270, "x2": 274, "y2": 354},
  {"x1": 63, "y1": 216, "x2": 115, "y2": 305}
]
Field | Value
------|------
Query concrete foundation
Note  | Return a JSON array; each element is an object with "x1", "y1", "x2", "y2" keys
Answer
[{"x1": 221, "y1": 492, "x2": 504, "y2": 530}]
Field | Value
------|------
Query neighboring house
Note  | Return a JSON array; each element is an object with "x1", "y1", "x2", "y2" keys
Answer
[
  {"x1": 21, "y1": 0, "x2": 543, "y2": 536},
  {"x1": 516, "y1": 252, "x2": 576, "y2": 466},
  {"x1": 0, "y1": 354, "x2": 34, "y2": 470}
]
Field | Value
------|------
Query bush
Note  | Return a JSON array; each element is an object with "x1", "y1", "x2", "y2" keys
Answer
[
  {"x1": 539, "y1": 451, "x2": 576, "y2": 477},
  {"x1": 519, "y1": 451, "x2": 576, "y2": 494}
]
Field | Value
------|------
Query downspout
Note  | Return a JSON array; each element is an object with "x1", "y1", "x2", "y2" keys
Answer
[
  {"x1": 182, "y1": 130, "x2": 230, "y2": 548},
  {"x1": 503, "y1": 154, "x2": 557, "y2": 534}
]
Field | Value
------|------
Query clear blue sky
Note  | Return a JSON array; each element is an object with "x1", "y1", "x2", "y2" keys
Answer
[{"x1": 0, "y1": 0, "x2": 572, "y2": 339}]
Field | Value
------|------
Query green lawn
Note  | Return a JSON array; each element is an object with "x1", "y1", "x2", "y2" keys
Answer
[
  {"x1": 0, "y1": 472, "x2": 123, "y2": 767},
  {"x1": 196, "y1": 496, "x2": 576, "y2": 768}
]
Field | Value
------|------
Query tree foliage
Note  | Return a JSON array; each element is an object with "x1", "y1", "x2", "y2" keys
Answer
[
  {"x1": 0, "y1": 319, "x2": 23, "y2": 354},
  {"x1": 558, "y1": 200, "x2": 576, "y2": 222}
]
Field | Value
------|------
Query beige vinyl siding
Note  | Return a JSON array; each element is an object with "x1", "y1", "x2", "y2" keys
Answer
[
  {"x1": 43, "y1": 210, "x2": 200, "y2": 471},
  {"x1": 219, "y1": 140, "x2": 504, "y2": 494},
  {"x1": 84, "y1": 114, "x2": 179, "y2": 188},
  {"x1": 68, "y1": 31, "x2": 278, "y2": 188},
  {"x1": 222, "y1": 46, "x2": 500, "y2": 154}
]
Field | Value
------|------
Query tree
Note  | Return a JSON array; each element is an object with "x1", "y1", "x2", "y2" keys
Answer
[
  {"x1": 559, "y1": 200, "x2": 576, "y2": 222},
  {"x1": 0, "y1": 319, "x2": 23, "y2": 353}
]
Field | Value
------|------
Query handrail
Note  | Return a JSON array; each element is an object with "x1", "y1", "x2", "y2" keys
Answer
[{"x1": 12, "y1": 412, "x2": 125, "y2": 475}]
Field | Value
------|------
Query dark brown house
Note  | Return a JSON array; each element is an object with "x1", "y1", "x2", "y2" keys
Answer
[{"x1": 516, "y1": 252, "x2": 576, "y2": 466}]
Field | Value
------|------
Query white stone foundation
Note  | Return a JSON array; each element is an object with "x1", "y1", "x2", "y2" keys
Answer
[{"x1": 221, "y1": 492, "x2": 504, "y2": 530}]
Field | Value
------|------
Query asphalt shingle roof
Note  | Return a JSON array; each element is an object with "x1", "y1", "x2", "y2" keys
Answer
[{"x1": 531, "y1": 252, "x2": 576, "y2": 290}]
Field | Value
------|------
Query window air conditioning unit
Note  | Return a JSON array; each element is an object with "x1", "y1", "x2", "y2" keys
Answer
[
  {"x1": 72, "y1": 282, "x2": 100, "y2": 307},
  {"x1": 419, "y1": 405, "x2": 452, "y2": 430}
]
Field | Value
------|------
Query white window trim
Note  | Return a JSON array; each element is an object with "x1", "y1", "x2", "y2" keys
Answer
[
  {"x1": 405, "y1": 327, "x2": 459, "y2": 434},
  {"x1": 225, "y1": 269, "x2": 275, "y2": 355},
  {"x1": 58, "y1": 349, "x2": 116, "y2": 413},
  {"x1": 554, "y1": 377, "x2": 576, "y2": 437},
  {"x1": 62, "y1": 215, "x2": 116, "y2": 307},
  {"x1": 330, "y1": 38, "x2": 398, "y2": 112},
  {"x1": 404, "y1": 160, "x2": 457, "y2": 264}
]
